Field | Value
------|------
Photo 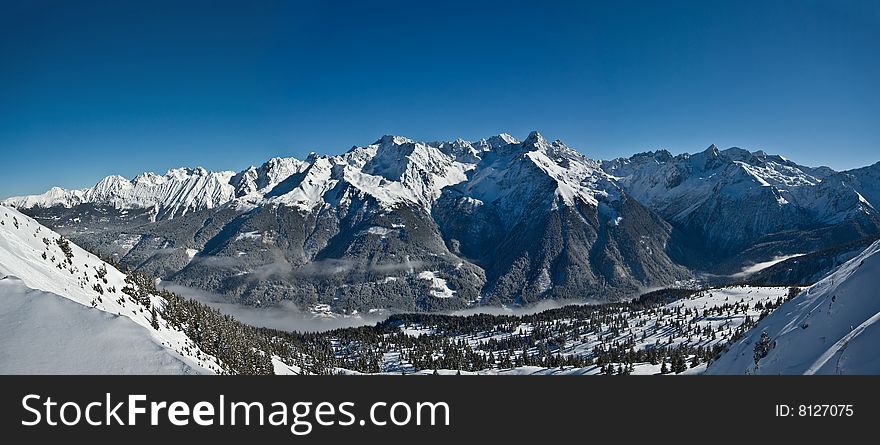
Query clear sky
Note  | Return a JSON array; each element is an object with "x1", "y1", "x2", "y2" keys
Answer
[{"x1": 1, "y1": 0, "x2": 878, "y2": 198}]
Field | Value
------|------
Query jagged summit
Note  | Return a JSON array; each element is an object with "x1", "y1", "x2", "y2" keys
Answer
[
  {"x1": 523, "y1": 130, "x2": 544, "y2": 145},
  {"x1": 374, "y1": 134, "x2": 413, "y2": 146},
  {"x1": 703, "y1": 144, "x2": 719, "y2": 156},
  {"x1": 481, "y1": 133, "x2": 520, "y2": 150},
  {"x1": 602, "y1": 143, "x2": 880, "y2": 263}
]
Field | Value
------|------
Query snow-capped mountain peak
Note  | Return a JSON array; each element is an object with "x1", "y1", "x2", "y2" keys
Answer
[
  {"x1": 2, "y1": 133, "x2": 634, "y2": 219},
  {"x1": 480, "y1": 133, "x2": 520, "y2": 151},
  {"x1": 522, "y1": 130, "x2": 546, "y2": 146},
  {"x1": 232, "y1": 156, "x2": 307, "y2": 198},
  {"x1": 4, "y1": 186, "x2": 87, "y2": 209},
  {"x1": 374, "y1": 134, "x2": 414, "y2": 146},
  {"x1": 602, "y1": 144, "x2": 879, "y2": 256},
  {"x1": 5, "y1": 165, "x2": 240, "y2": 219},
  {"x1": 229, "y1": 132, "x2": 615, "y2": 213}
]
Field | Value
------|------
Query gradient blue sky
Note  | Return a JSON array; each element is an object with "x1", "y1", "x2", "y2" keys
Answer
[{"x1": 1, "y1": 0, "x2": 878, "y2": 198}]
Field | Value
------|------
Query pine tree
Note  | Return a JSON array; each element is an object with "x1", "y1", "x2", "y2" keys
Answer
[
  {"x1": 753, "y1": 331, "x2": 774, "y2": 365},
  {"x1": 150, "y1": 307, "x2": 160, "y2": 330},
  {"x1": 671, "y1": 353, "x2": 687, "y2": 373}
]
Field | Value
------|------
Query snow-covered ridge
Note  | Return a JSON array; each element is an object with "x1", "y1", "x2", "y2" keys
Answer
[
  {"x1": 4, "y1": 167, "x2": 239, "y2": 220},
  {"x1": 602, "y1": 144, "x2": 879, "y2": 216},
  {"x1": 707, "y1": 240, "x2": 880, "y2": 374},
  {"x1": 601, "y1": 145, "x2": 838, "y2": 218},
  {"x1": 4, "y1": 132, "x2": 620, "y2": 217},
  {"x1": 4, "y1": 186, "x2": 87, "y2": 209},
  {"x1": 246, "y1": 131, "x2": 620, "y2": 213},
  {"x1": 0, "y1": 205, "x2": 223, "y2": 373},
  {"x1": 601, "y1": 144, "x2": 879, "y2": 253}
]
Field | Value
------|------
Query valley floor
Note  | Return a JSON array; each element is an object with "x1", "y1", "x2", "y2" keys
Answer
[{"x1": 318, "y1": 286, "x2": 794, "y2": 376}]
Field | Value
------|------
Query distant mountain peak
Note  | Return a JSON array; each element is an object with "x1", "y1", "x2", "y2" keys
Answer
[
  {"x1": 374, "y1": 134, "x2": 413, "y2": 146},
  {"x1": 523, "y1": 130, "x2": 546, "y2": 147},
  {"x1": 602, "y1": 142, "x2": 878, "y2": 254},
  {"x1": 496, "y1": 132, "x2": 517, "y2": 142},
  {"x1": 482, "y1": 133, "x2": 519, "y2": 150}
]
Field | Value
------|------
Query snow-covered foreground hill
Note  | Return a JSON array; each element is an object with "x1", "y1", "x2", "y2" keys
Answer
[
  {"x1": 0, "y1": 205, "x2": 222, "y2": 374},
  {"x1": 707, "y1": 240, "x2": 880, "y2": 374},
  {"x1": 0, "y1": 277, "x2": 198, "y2": 374}
]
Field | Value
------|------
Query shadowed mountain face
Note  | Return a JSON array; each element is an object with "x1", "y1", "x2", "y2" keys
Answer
[{"x1": 7, "y1": 134, "x2": 878, "y2": 313}]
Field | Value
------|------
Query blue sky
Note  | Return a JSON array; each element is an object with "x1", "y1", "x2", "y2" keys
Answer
[{"x1": 1, "y1": 0, "x2": 878, "y2": 198}]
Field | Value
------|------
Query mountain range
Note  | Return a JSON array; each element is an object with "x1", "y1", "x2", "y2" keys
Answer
[{"x1": 5, "y1": 132, "x2": 879, "y2": 313}]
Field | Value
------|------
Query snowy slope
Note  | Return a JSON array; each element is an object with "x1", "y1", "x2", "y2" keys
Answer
[
  {"x1": 844, "y1": 161, "x2": 880, "y2": 211},
  {"x1": 707, "y1": 240, "x2": 880, "y2": 374},
  {"x1": 0, "y1": 205, "x2": 223, "y2": 374},
  {"x1": 0, "y1": 278, "x2": 199, "y2": 374}
]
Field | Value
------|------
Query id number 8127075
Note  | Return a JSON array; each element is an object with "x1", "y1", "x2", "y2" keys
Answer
[{"x1": 775, "y1": 404, "x2": 854, "y2": 417}]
